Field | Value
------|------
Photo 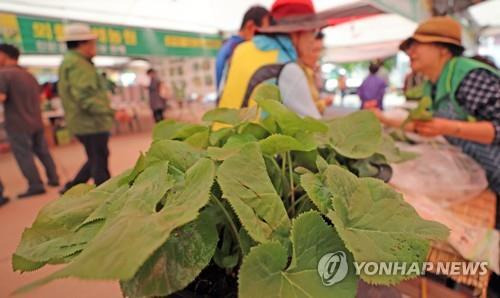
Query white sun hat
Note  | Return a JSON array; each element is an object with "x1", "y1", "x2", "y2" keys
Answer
[{"x1": 61, "y1": 23, "x2": 97, "y2": 42}]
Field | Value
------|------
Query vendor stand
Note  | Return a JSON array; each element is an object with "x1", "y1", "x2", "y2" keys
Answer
[{"x1": 384, "y1": 130, "x2": 499, "y2": 297}]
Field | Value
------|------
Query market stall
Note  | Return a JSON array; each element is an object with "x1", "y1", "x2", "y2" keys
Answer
[{"x1": 1, "y1": 1, "x2": 498, "y2": 297}]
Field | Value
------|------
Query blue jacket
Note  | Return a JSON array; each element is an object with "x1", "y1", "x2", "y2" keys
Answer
[{"x1": 215, "y1": 35, "x2": 244, "y2": 91}]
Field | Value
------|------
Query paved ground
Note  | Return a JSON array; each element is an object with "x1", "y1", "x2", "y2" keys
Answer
[
  {"x1": 0, "y1": 131, "x2": 153, "y2": 298},
  {"x1": 0, "y1": 101, "x2": 213, "y2": 298}
]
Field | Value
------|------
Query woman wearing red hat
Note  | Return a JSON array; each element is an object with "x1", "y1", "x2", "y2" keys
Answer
[
  {"x1": 297, "y1": 31, "x2": 333, "y2": 115},
  {"x1": 218, "y1": 0, "x2": 333, "y2": 119}
]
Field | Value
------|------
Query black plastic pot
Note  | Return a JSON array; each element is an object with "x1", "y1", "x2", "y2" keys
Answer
[{"x1": 168, "y1": 263, "x2": 237, "y2": 298}]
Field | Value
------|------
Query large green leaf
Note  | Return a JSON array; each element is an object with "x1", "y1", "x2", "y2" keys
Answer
[
  {"x1": 15, "y1": 158, "x2": 216, "y2": 294},
  {"x1": 12, "y1": 174, "x2": 127, "y2": 272},
  {"x1": 239, "y1": 211, "x2": 358, "y2": 298},
  {"x1": 119, "y1": 154, "x2": 147, "y2": 186},
  {"x1": 209, "y1": 127, "x2": 234, "y2": 147},
  {"x1": 76, "y1": 184, "x2": 131, "y2": 230},
  {"x1": 264, "y1": 155, "x2": 285, "y2": 197},
  {"x1": 324, "y1": 165, "x2": 449, "y2": 284},
  {"x1": 202, "y1": 106, "x2": 258, "y2": 125},
  {"x1": 153, "y1": 120, "x2": 208, "y2": 141},
  {"x1": 259, "y1": 134, "x2": 316, "y2": 156},
  {"x1": 224, "y1": 134, "x2": 257, "y2": 149},
  {"x1": 300, "y1": 172, "x2": 332, "y2": 214},
  {"x1": 147, "y1": 139, "x2": 202, "y2": 172},
  {"x1": 206, "y1": 146, "x2": 243, "y2": 161},
  {"x1": 260, "y1": 115, "x2": 278, "y2": 134},
  {"x1": 238, "y1": 226, "x2": 257, "y2": 256},
  {"x1": 120, "y1": 209, "x2": 218, "y2": 297},
  {"x1": 376, "y1": 135, "x2": 418, "y2": 163},
  {"x1": 251, "y1": 83, "x2": 281, "y2": 102},
  {"x1": 403, "y1": 96, "x2": 433, "y2": 126},
  {"x1": 208, "y1": 132, "x2": 263, "y2": 161},
  {"x1": 217, "y1": 143, "x2": 291, "y2": 244},
  {"x1": 11, "y1": 254, "x2": 45, "y2": 273},
  {"x1": 184, "y1": 128, "x2": 209, "y2": 149},
  {"x1": 238, "y1": 122, "x2": 270, "y2": 140},
  {"x1": 325, "y1": 111, "x2": 382, "y2": 159},
  {"x1": 14, "y1": 221, "x2": 104, "y2": 270},
  {"x1": 257, "y1": 99, "x2": 327, "y2": 136}
]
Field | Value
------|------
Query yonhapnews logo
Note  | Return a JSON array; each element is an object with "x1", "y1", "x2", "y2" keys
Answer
[
  {"x1": 317, "y1": 251, "x2": 349, "y2": 286},
  {"x1": 317, "y1": 250, "x2": 489, "y2": 286}
]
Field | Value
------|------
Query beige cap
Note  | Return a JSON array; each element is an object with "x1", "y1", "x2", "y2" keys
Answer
[
  {"x1": 399, "y1": 16, "x2": 464, "y2": 52},
  {"x1": 61, "y1": 23, "x2": 97, "y2": 42}
]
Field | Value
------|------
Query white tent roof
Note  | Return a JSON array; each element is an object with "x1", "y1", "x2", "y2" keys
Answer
[
  {"x1": 469, "y1": 0, "x2": 500, "y2": 27},
  {"x1": 323, "y1": 13, "x2": 416, "y2": 62},
  {"x1": 0, "y1": 0, "x2": 359, "y2": 34},
  {"x1": 0, "y1": 0, "x2": 413, "y2": 63},
  {"x1": 1, "y1": 0, "x2": 497, "y2": 63},
  {"x1": 323, "y1": 0, "x2": 500, "y2": 62}
]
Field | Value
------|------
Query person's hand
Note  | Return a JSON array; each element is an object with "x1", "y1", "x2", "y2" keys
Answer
[
  {"x1": 115, "y1": 109, "x2": 130, "y2": 122},
  {"x1": 362, "y1": 99, "x2": 378, "y2": 109},
  {"x1": 413, "y1": 118, "x2": 456, "y2": 137},
  {"x1": 368, "y1": 108, "x2": 383, "y2": 120},
  {"x1": 114, "y1": 110, "x2": 121, "y2": 121},
  {"x1": 323, "y1": 96, "x2": 333, "y2": 106}
]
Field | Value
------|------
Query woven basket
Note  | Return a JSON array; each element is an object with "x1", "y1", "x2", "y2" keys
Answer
[{"x1": 426, "y1": 190, "x2": 497, "y2": 298}]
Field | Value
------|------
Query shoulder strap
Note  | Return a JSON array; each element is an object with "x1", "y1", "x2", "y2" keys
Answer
[{"x1": 240, "y1": 63, "x2": 290, "y2": 108}]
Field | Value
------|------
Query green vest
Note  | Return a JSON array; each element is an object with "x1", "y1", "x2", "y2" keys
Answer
[
  {"x1": 423, "y1": 57, "x2": 500, "y2": 195},
  {"x1": 424, "y1": 57, "x2": 498, "y2": 120}
]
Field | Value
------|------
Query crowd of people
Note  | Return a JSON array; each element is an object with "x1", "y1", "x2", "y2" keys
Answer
[
  {"x1": 0, "y1": 23, "x2": 115, "y2": 204},
  {"x1": 0, "y1": 0, "x2": 499, "y2": 294}
]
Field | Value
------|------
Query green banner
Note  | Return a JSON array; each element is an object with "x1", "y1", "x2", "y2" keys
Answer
[{"x1": 0, "y1": 12, "x2": 222, "y2": 57}]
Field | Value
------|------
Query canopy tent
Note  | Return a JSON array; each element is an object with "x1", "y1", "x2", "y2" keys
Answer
[
  {"x1": 0, "y1": 0, "x2": 430, "y2": 32},
  {"x1": 322, "y1": 0, "x2": 500, "y2": 62},
  {"x1": 1, "y1": 0, "x2": 498, "y2": 64},
  {"x1": 322, "y1": 13, "x2": 417, "y2": 62},
  {"x1": 368, "y1": 0, "x2": 430, "y2": 21},
  {"x1": 0, "y1": 0, "x2": 389, "y2": 65},
  {"x1": 0, "y1": 0, "x2": 364, "y2": 34},
  {"x1": 468, "y1": 0, "x2": 500, "y2": 31}
]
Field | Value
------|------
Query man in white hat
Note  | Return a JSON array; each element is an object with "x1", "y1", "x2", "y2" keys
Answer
[{"x1": 58, "y1": 23, "x2": 115, "y2": 193}]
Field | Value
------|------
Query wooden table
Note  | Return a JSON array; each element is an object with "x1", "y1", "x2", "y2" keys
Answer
[{"x1": 426, "y1": 190, "x2": 497, "y2": 298}]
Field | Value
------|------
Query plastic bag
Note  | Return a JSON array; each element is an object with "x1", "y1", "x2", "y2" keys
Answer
[{"x1": 390, "y1": 143, "x2": 488, "y2": 206}]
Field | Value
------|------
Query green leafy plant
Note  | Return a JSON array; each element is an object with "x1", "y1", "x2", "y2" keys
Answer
[
  {"x1": 401, "y1": 96, "x2": 433, "y2": 130},
  {"x1": 391, "y1": 96, "x2": 435, "y2": 142},
  {"x1": 12, "y1": 85, "x2": 448, "y2": 297}
]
